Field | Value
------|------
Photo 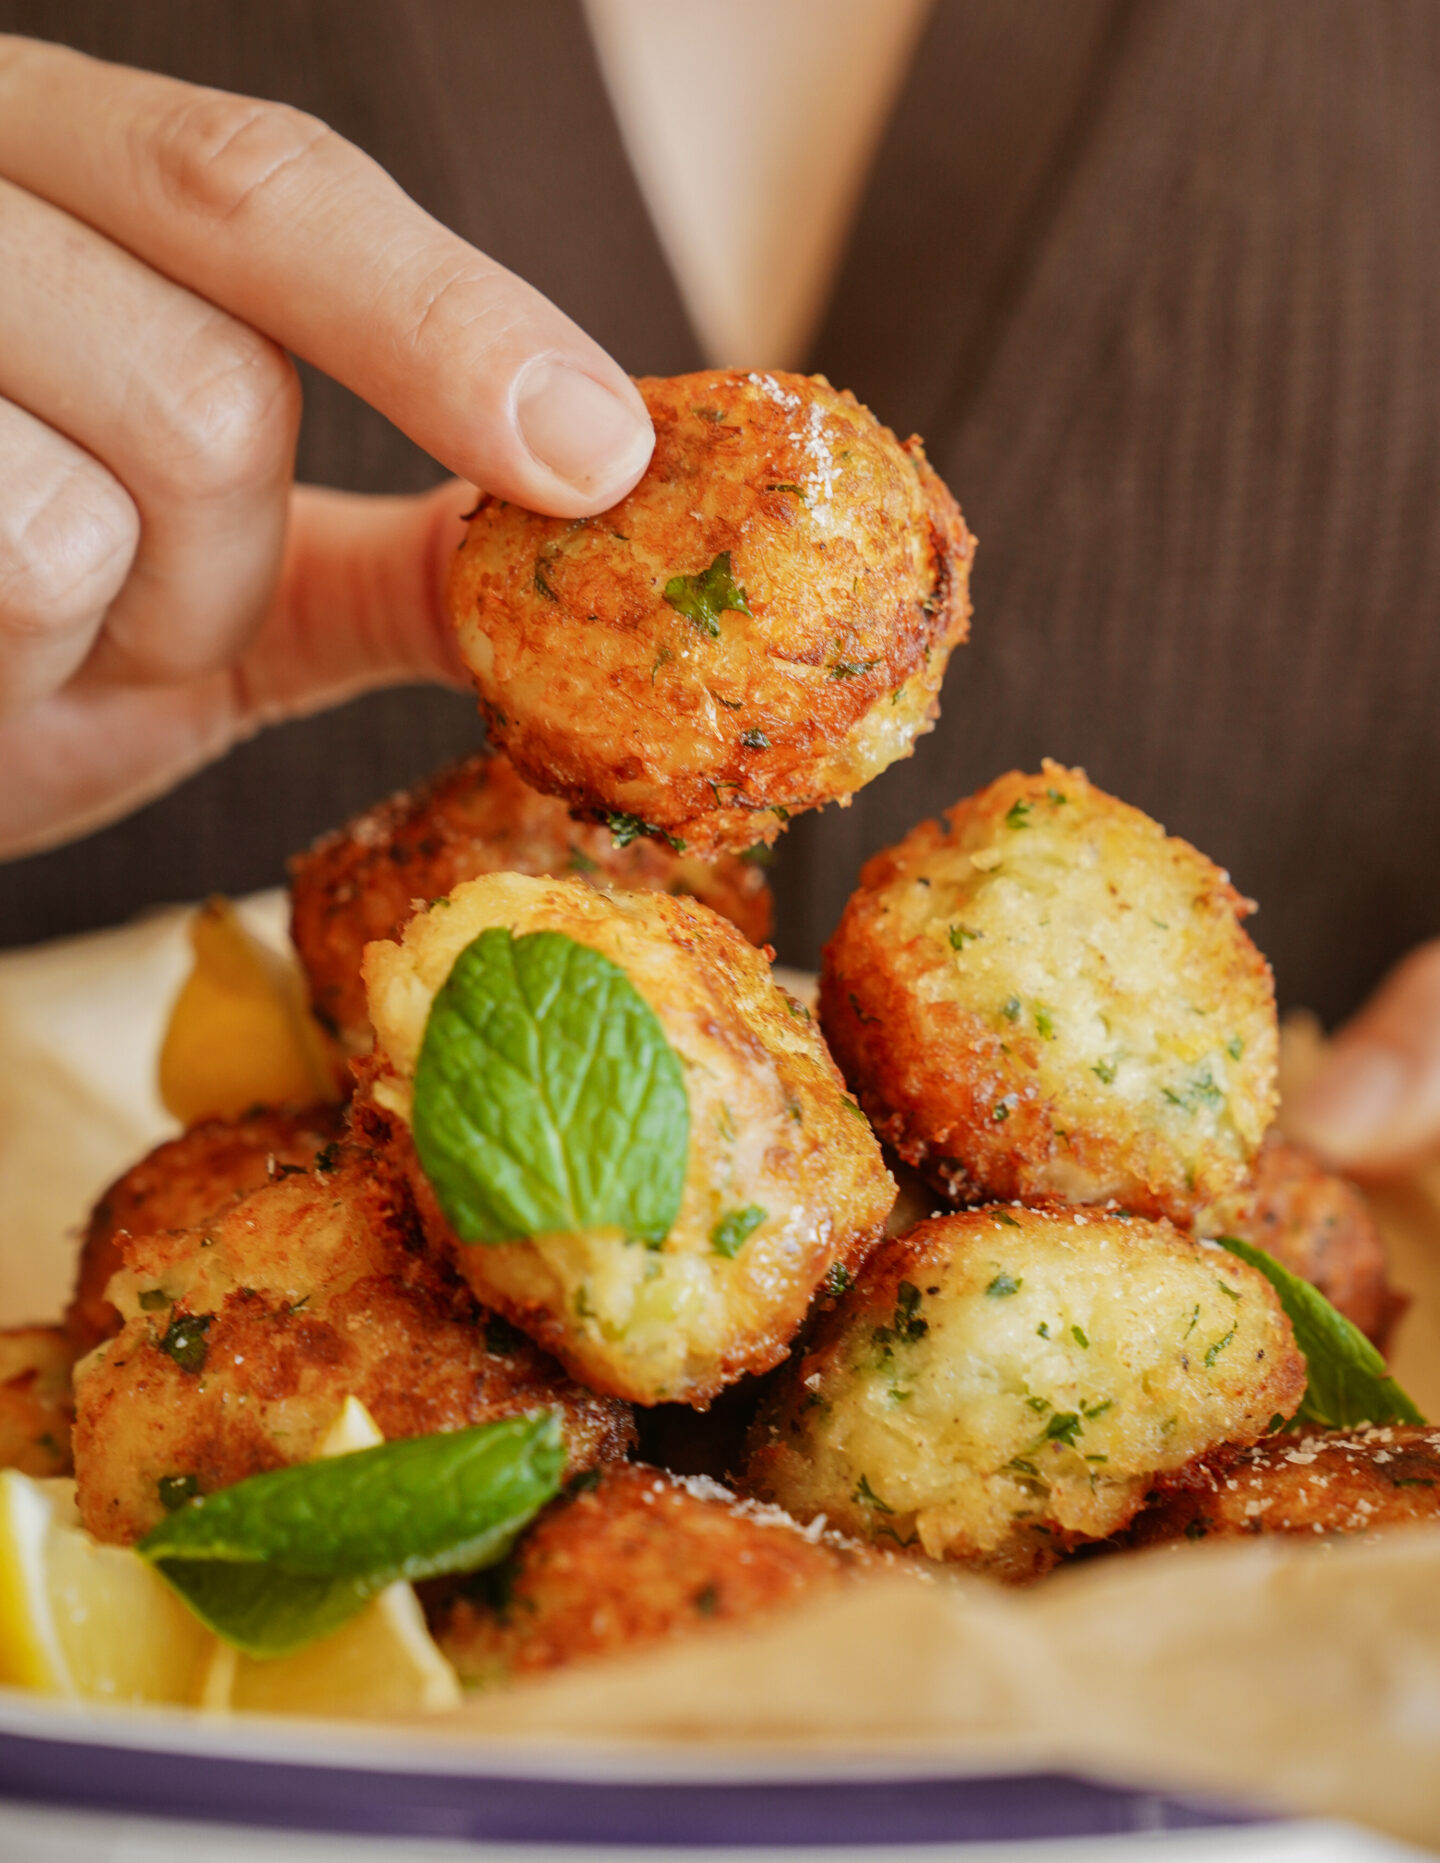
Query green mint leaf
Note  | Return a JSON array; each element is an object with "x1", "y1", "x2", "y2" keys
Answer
[
  {"x1": 412, "y1": 929, "x2": 689, "y2": 1247},
  {"x1": 662, "y1": 551, "x2": 751, "y2": 638},
  {"x1": 139, "y1": 1414, "x2": 565, "y2": 1657},
  {"x1": 710, "y1": 1204, "x2": 767, "y2": 1259},
  {"x1": 1213, "y1": 1235, "x2": 1424, "y2": 1428}
]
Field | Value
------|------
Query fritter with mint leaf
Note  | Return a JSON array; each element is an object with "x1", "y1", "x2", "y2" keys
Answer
[
  {"x1": 72, "y1": 1146, "x2": 632, "y2": 1545},
  {"x1": 360, "y1": 872, "x2": 895, "y2": 1405},
  {"x1": 289, "y1": 749, "x2": 772, "y2": 1058},
  {"x1": 447, "y1": 370, "x2": 974, "y2": 856},
  {"x1": 746, "y1": 1205, "x2": 1305, "y2": 1582},
  {"x1": 820, "y1": 763, "x2": 1277, "y2": 1225}
]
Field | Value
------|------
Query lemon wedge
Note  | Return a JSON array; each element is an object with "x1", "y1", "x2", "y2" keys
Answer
[
  {"x1": 0, "y1": 1471, "x2": 211, "y2": 1702},
  {"x1": 158, "y1": 896, "x2": 342, "y2": 1124},
  {"x1": 197, "y1": 1398, "x2": 462, "y2": 1718}
]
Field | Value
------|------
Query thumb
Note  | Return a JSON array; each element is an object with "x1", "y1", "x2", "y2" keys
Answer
[{"x1": 1285, "y1": 939, "x2": 1440, "y2": 1176}]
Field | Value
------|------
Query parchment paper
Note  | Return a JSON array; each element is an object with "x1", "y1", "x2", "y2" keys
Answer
[{"x1": 2, "y1": 897, "x2": 1438, "y2": 1848}]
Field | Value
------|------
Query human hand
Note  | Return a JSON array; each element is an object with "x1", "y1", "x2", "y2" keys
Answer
[
  {"x1": 0, "y1": 36, "x2": 653, "y2": 857},
  {"x1": 1285, "y1": 940, "x2": 1440, "y2": 1177}
]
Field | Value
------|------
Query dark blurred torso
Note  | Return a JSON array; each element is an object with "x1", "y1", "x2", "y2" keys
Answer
[{"x1": 3, "y1": 0, "x2": 1438, "y2": 1023}]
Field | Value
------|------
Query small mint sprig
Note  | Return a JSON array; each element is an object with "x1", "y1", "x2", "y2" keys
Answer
[
  {"x1": 138, "y1": 1413, "x2": 565, "y2": 1657},
  {"x1": 1211, "y1": 1235, "x2": 1423, "y2": 1429}
]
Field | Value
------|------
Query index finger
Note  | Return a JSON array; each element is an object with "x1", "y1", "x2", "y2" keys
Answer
[{"x1": 0, "y1": 36, "x2": 654, "y2": 516}]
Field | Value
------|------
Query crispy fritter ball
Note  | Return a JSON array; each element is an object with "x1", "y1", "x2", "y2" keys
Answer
[
  {"x1": 747, "y1": 1206, "x2": 1305, "y2": 1581},
  {"x1": 428, "y1": 1461, "x2": 869, "y2": 1684},
  {"x1": 1193, "y1": 1134, "x2": 1405, "y2": 1349},
  {"x1": 289, "y1": 750, "x2": 773, "y2": 1056},
  {"x1": 361, "y1": 872, "x2": 896, "y2": 1406},
  {"x1": 1125, "y1": 1426, "x2": 1440, "y2": 1547},
  {"x1": 448, "y1": 371, "x2": 974, "y2": 855},
  {"x1": 72, "y1": 1148, "x2": 633, "y2": 1545},
  {"x1": 0, "y1": 1328, "x2": 74, "y2": 1477},
  {"x1": 66, "y1": 1104, "x2": 344, "y2": 1358},
  {"x1": 820, "y1": 763, "x2": 1277, "y2": 1224}
]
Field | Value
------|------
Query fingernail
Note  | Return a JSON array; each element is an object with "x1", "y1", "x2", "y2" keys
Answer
[
  {"x1": 1286, "y1": 1044, "x2": 1408, "y2": 1163},
  {"x1": 514, "y1": 362, "x2": 652, "y2": 502}
]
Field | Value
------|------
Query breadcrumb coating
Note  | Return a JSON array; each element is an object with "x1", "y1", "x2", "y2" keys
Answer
[
  {"x1": 72, "y1": 1148, "x2": 633, "y2": 1545},
  {"x1": 747, "y1": 1205, "x2": 1305, "y2": 1581},
  {"x1": 1126, "y1": 1425, "x2": 1440, "y2": 1545},
  {"x1": 0, "y1": 1327, "x2": 74, "y2": 1477},
  {"x1": 361, "y1": 873, "x2": 895, "y2": 1405},
  {"x1": 428, "y1": 1460, "x2": 870, "y2": 1684},
  {"x1": 820, "y1": 763, "x2": 1277, "y2": 1224},
  {"x1": 449, "y1": 371, "x2": 974, "y2": 855},
  {"x1": 289, "y1": 750, "x2": 772, "y2": 1056},
  {"x1": 67, "y1": 1104, "x2": 344, "y2": 1357}
]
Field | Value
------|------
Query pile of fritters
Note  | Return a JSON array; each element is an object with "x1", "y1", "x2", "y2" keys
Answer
[{"x1": 7, "y1": 370, "x2": 1427, "y2": 1695}]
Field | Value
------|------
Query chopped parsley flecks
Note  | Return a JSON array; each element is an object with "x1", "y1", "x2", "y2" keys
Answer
[
  {"x1": 158, "y1": 1312, "x2": 213, "y2": 1376},
  {"x1": 1044, "y1": 1411, "x2": 1083, "y2": 1447},
  {"x1": 1204, "y1": 1327, "x2": 1236, "y2": 1367},
  {"x1": 827, "y1": 659, "x2": 879, "y2": 681},
  {"x1": 949, "y1": 923, "x2": 984, "y2": 949},
  {"x1": 1034, "y1": 1006, "x2": 1057, "y2": 1041},
  {"x1": 1227, "y1": 1036, "x2": 1245, "y2": 1060},
  {"x1": 1071, "y1": 1324, "x2": 1089, "y2": 1349},
  {"x1": 1092, "y1": 1059, "x2": 1118, "y2": 1085},
  {"x1": 710, "y1": 1205, "x2": 767, "y2": 1259},
  {"x1": 740, "y1": 728, "x2": 771, "y2": 750},
  {"x1": 853, "y1": 1473, "x2": 893, "y2": 1514},
  {"x1": 1002, "y1": 996, "x2": 1022, "y2": 1023},
  {"x1": 157, "y1": 1474, "x2": 200, "y2": 1513},
  {"x1": 994, "y1": 1210, "x2": 1020, "y2": 1229},
  {"x1": 823, "y1": 1261, "x2": 854, "y2": 1298},
  {"x1": 1005, "y1": 799, "x2": 1032, "y2": 830},
  {"x1": 662, "y1": 552, "x2": 752, "y2": 638},
  {"x1": 603, "y1": 812, "x2": 686, "y2": 852},
  {"x1": 986, "y1": 1273, "x2": 1022, "y2": 1298},
  {"x1": 137, "y1": 1288, "x2": 170, "y2": 1313}
]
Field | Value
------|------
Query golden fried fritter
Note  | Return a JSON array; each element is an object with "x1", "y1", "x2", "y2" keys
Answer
[
  {"x1": 449, "y1": 371, "x2": 974, "y2": 856},
  {"x1": 0, "y1": 1328, "x2": 74, "y2": 1477},
  {"x1": 1125, "y1": 1426, "x2": 1440, "y2": 1546},
  {"x1": 820, "y1": 764, "x2": 1277, "y2": 1225},
  {"x1": 72, "y1": 1148, "x2": 633, "y2": 1545},
  {"x1": 289, "y1": 750, "x2": 773, "y2": 1056},
  {"x1": 1192, "y1": 1133, "x2": 1405, "y2": 1349},
  {"x1": 747, "y1": 1206, "x2": 1305, "y2": 1582},
  {"x1": 67, "y1": 1103, "x2": 344, "y2": 1358},
  {"x1": 427, "y1": 1460, "x2": 869, "y2": 1684},
  {"x1": 362, "y1": 873, "x2": 896, "y2": 1406}
]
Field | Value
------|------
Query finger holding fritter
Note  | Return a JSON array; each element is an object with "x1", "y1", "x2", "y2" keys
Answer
[
  {"x1": 427, "y1": 1460, "x2": 873, "y2": 1684},
  {"x1": 1125, "y1": 1425, "x2": 1440, "y2": 1546},
  {"x1": 289, "y1": 749, "x2": 772, "y2": 1056},
  {"x1": 449, "y1": 371, "x2": 974, "y2": 856},
  {"x1": 361, "y1": 872, "x2": 895, "y2": 1406},
  {"x1": 820, "y1": 763, "x2": 1277, "y2": 1225},
  {"x1": 1193, "y1": 1133, "x2": 1406, "y2": 1349},
  {"x1": 72, "y1": 1148, "x2": 632, "y2": 1544},
  {"x1": 747, "y1": 1205, "x2": 1305, "y2": 1582},
  {"x1": 67, "y1": 1101, "x2": 344, "y2": 1357}
]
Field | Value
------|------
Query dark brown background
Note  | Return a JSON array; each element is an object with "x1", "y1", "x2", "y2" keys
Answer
[{"x1": 3, "y1": 0, "x2": 1437, "y2": 1025}]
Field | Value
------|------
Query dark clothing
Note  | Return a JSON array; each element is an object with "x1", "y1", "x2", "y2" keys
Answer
[{"x1": 2, "y1": 0, "x2": 1437, "y2": 1023}]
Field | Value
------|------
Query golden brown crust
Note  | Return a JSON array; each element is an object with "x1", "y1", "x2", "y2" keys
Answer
[
  {"x1": 72, "y1": 1149, "x2": 633, "y2": 1545},
  {"x1": 360, "y1": 874, "x2": 895, "y2": 1407},
  {"x1": 67, "y1": 1104, "x2": 345, "y2": 1359},
  {"x1": 1191, "y1": 1134, "x2": 1406, "y2": 1350},
  {"x1": 288, "y1": 750, "x2": 773, "y2": 1055},
  {"x1": 1125, "y1": 1425, "x2": 1440, "y2": 1545},
  {"x1": 448, "y1": 371, "x2": 975, "y2": 855},
  {"x1": 819, "y1": 765, "x2": 1278, "y2": 1225},
  {"x1": 427, "y1": 1460, "x2": 869, "y2": 1683},
  {"x1": 0, "y1": 1327, "x2": 74, "y2": 1478},
  {"x1": 747, "y1": 1206, "x2": 1306, "y2": 1581}
]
